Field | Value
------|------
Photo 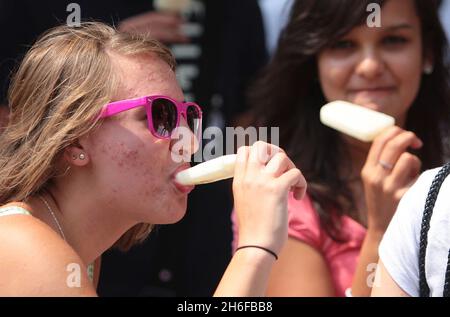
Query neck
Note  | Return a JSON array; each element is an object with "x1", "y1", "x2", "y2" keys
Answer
[{"x1": 41, "y1": 183, "x2": 137, "y2": 265}]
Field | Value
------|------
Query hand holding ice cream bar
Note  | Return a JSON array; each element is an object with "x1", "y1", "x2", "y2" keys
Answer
[{"x1": 320, "y1": 100, "x2": 395, "y2": 142}]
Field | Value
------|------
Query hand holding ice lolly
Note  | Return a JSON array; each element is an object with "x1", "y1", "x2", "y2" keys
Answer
[
  {"x1": 320, "y1": 100, "x2": 395, "y2": 142},
  {"x1": 175, "y1": 148, "x2": 305, "y2": 200}
]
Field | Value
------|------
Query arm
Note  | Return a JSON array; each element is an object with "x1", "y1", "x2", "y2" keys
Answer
[
  {"x1": 370, "y1": 169, "x2": 436, "y2": 297},
  {"x1": 371, "y1": 260, "x2": 411, "y2": 297},
  {"x1": 0, "y1": 215, "x2": 97, "y2": 296},
  {"x1": 266, "y1": 238, "x2": 335, "y2": 296},
  {"x1": 350, "y1": 230, "x2": 385, "y2": 296},
  {"x1": 352, "y1": 127, "x2": 422, "y2": 296},
  {"x1": 214, "y1": 247, "x2": 276, "y2": 296},
  {"x1": 214, "y1": 142, "x2": 307, "y2": 296}
]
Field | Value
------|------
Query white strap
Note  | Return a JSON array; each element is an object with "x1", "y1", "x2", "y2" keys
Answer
[{"x1": 0, "y1": 206, "x2": 31, "y2": 217}]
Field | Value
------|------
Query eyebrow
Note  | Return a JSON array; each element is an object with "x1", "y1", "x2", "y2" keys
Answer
[{"x1": 384, "y1": 23, "x2": 414, "y2": 31}]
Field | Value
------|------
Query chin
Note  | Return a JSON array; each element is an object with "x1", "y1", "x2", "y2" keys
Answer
[
  {"x1": 138, "y1": 196, "x2": 187, "y2": 224},
  {"x1": 162, "y1": 199, "x2": 188, "y2": 224}
]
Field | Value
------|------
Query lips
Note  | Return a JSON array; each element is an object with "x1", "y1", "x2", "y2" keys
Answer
[
  {"x1": 348, "y1": 86, "x2": 396, "y2": 105},
  {"x1": 349, "y1": 86, "x2": 395, "y2": 94},
  {"x1": 172, "y1": 164, "x2": 195, "y2": 194}
]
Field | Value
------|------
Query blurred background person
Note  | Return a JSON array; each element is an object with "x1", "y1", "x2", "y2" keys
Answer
[{"x1": 233, "y1": 0, "x2": 450, "y2": 296}]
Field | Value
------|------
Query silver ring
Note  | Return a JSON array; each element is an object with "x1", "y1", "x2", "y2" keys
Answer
[{"x1": 378, "y1": 160, "x2": 394, "y2": 170}]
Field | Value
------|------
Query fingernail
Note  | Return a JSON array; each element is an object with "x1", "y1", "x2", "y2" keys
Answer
[{"x1": 416, "y1": 139, "x2": 423, "y2": 148}]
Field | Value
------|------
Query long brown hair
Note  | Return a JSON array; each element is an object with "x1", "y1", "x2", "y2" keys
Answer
[
  {"x1": 249, "y1": 0, "x2": 450, "y2": 240},
  {"x1": 0, "y1": 22, "x2": 176, "y2": 250}
]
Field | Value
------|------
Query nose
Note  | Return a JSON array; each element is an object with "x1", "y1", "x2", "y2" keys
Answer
[
  {"x1": 355, "y1": 47, "x2": 385, "y2": 79},
  {"x1": 169, "y1": 116, "x2": 200, "y2": 162}
]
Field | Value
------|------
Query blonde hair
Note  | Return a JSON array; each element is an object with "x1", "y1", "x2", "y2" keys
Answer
[{"x1": 0, "y1": 22, "x2": 176, "y2": 250}]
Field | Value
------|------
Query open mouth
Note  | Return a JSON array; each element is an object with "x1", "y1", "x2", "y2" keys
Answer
[{"x1": 172, "y1": 164, "x2": 195, "y2": 194}]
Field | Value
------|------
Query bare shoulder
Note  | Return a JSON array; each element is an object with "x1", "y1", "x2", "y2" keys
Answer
[{"x1": 0, "y1": 213, "x2": 97, "y2": 296}]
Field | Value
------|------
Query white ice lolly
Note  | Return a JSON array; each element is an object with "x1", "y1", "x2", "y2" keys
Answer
[
  {"x1": 320, "y1": 100, "x2": 395, "y2": 142},
  {"x1": 175, "y1": 154, "x2": 237, "y2": 186},
  {"x1": 154, "y1": 0, "x2": 192, "y2": 13}
]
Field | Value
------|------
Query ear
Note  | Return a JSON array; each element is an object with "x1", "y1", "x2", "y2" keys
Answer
[{"x1": 63, "y1": 141, "x2": 90, "y2": 167}]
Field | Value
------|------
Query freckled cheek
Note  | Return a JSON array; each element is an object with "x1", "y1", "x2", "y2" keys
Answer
[
  {"x1": 120, "y1": 146, "x2": 172, "y2": 197},
  {"x1": 90, "y1": 127, "x2": 173, "y2": 193},
  {"x1": 96, "y1": 140, "x2": 137, "y2": 169}
]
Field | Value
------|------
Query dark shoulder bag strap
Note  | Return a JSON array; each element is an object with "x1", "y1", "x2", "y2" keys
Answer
[{"x1": 419, "y1": 163, "x2": 450, "y2": 297}]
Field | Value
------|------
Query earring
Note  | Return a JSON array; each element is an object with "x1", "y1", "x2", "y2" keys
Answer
[
  {"x1": 79, "y1": 153, "x2": 86, "y2": 160},
  {"x1": 424, "y1": 64, "x2": 434, "y2": 75}
]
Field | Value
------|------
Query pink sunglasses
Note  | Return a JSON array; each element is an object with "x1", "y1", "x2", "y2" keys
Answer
[{"x1": 99, "y1": 95, "x2": 202, "y2": 140}]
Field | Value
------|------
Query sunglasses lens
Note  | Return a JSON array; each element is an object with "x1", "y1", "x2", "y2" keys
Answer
[
  {"x1": 152, "y1": 98, "x2": 177, "y2": 138},
  {"x1": 187, "y1": 105, "x2": 201, "y2": 136}
]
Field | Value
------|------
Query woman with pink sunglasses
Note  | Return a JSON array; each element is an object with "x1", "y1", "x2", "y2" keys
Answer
[{"x1": 0, "y1": 22, "x2": 306, "y2": 296}]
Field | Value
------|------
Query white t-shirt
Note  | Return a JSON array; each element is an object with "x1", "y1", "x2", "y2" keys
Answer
[{"x1": 379, "y1": 167, "x2": 450, "y2": 297}]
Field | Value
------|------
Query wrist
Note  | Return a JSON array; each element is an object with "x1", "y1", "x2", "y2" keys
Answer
[
  {"x1": 234, "y1": 245, "x2": 278, "y2": 263},
  {"x1": 235, "y1": 245, "x2": 278, "y2": 260},
  {"x1": 237, "y1": 234, "x2": 284, "y2": 257},
  {"x1": 366, "y1": 218, "x2": 389, "y2": 236},
  {"x1": 365, "y1": 228, "x2": 385, "y2": 242}
]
